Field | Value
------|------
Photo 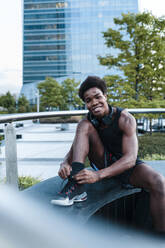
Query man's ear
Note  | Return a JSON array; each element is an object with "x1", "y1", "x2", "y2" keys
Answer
[{"x1": 104, "y1": 94, "x2": 107, "y2": 100}]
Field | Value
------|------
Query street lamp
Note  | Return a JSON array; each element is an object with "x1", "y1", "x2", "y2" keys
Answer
[
  {"x1": 35, "y1": 89, "x2": 40, "y2": 123},
  {"x1": 36, "y1": 89, "x2": 40, "y2": 113}
]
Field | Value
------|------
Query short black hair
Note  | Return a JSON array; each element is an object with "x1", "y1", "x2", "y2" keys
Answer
[{"x1": 79, "y1": 76, "x2": 107, "y2": 101}]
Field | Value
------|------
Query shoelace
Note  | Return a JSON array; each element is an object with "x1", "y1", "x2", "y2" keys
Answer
[{"x1": 59, "y1": 178, "x2": 78, "y2": 195}]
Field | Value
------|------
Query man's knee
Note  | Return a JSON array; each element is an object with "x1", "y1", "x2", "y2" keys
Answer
[{"x1": 77, "y1": 119, "x2": 96, "y2": 135}]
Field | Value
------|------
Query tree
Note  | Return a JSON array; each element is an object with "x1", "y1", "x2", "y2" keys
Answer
[
  {"x1": 37, "y1": 77, "x2": 64, "y2": 110},
  {"x1": 17, "y1": 94, "x2": 30, "y2": 113},
  {"x1": 38, "y1": 77, "x2": 83, "y2": 111},
  {"x1": 0, "y1": 91, "x2": 16, "y2": 113},
  {"x1": 61, "y1": 78, "x2": 82, "y2": 110},
  {"x1": 103, "y1": 75, "x2": 140, "y2": 108},
  {"x1": 98, "y1": 12, "x2": 165, "y2": 107}
]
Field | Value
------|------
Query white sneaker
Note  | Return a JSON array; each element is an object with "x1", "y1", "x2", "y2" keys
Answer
[
  {"x1": 51, "y1": 179, "x2": 87, "y2": 206},
  {"x1": 51, "y1": 192, "x2": 87, "y2": 206}
]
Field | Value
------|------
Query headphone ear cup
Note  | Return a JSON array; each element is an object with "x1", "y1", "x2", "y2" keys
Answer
[
  {"x1": 91, "y1": 118, "x2": 99, "y2": 128},
  {"x1": 88, "y1": 112, "x2": 99, "y2": 128}
]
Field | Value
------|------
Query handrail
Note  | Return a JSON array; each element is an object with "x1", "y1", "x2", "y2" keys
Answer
[
  {"x1": 0, "y1": 110, "x2": 88, "y2": 124},
  {"x1": 0, "y1": 108, "x2": 165, "y2": 124}
]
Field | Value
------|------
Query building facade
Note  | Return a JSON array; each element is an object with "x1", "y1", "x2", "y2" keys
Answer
[{"x1": 21, "y1": 0, "x2": 138, "y2": 102}]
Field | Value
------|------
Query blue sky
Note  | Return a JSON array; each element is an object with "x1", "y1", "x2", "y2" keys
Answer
[{"x1": 0, "y1": 0, "x2": 164, "y2": 96}]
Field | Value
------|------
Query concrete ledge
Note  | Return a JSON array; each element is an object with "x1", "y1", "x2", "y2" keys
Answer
[
  {"x1": 23, "y1": 162, "x2": 165, "y2": 228},
  {"x1": 23, "y1": 176, "x2": 141, "y2": 224}
]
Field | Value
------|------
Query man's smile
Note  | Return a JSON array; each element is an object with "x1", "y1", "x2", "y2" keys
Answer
[{"x1": 92, "y1": 105, "x2": 103, "y2": 113}]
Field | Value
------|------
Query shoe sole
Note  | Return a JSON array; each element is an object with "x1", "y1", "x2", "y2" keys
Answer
[
  {"x1": 51, "y1": 192, "x2": 87, "y2": 206},
  {"x1": 74, "y1": 192, "x2": 87, "y2": 202}
]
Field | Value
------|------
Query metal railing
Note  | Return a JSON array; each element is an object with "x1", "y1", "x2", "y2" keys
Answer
[
  {"x1": 0, "y1": 108, "x2": 165, "y2": 124},
  {"x1": 1, "y1": 108, "x2": 165, "y2": 188}
]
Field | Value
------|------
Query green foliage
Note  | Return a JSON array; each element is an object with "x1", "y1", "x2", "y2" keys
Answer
[
  {"x1": 38, "y1": 77, "x2": 64, "y2": 110},
  {"x1": 143, "y1": 154, "x2": 165, "y2": 160},
  {"x1": 0, "y1": 91, "x2": 16, "y2": 113},
  {"x1": 0, "y1": 92, "x2": 33, "y2": 114},
  {"x1": 138, "y1": 133, "x2": 165, "y2": 159},
  {"x1": 1, "y1": 176, "x2": 41, "y2": 190},
  {"x1": 99, "y1": 12, "x2": 165, "y2": 109},
  {"x1": 38, "y1": 77, "x2": 82, "y2": 110},
  {"x1": 30, "y1": 104, "x2": 45, "y2": 112},
  {"x1": 17, "y1": 94, "x2": 31, "y2": 113},
  {"x1": 0, "y1": 135, "x2": 4, "y2": 142},
  {"x1": 61, "y1": 78, "x2": 83, "y2": 110},
  {"x1": 104, "y1": 74, "x2": 139, "y2": 107},
  {"x1": 18, "y1": 176, "x2": 41, "y2": 190}
]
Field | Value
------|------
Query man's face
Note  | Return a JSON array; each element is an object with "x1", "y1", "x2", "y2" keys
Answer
[{"x1": 83, "y1": 87, "x2": 109, "y2": 118}]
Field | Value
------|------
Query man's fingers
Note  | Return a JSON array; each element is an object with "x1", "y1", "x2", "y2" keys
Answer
[
  {"x1": 74, "y1": 169, "x2": 99, "y2": 184},
  {"x1": 58, "y1": 171, "x2": 65, "y2": 179},
  {"x1": 74, "y1": 169, "x2": 87, "y2": 179},
  {"x1": 76, "y1": 179, "x2": 85, "y2": 184},
  {"x1": 66, "y1": 167, "x2": 72, "y2": 177},
  {"x1": 74, "y1": 174, "x2": 88, "y2": 183},
  {"x1": 59, "y1": 166, "x2": 72, "y2": 179},
  {"x1": 74, "y1": 173, "x2": 84, "y2": 181}
]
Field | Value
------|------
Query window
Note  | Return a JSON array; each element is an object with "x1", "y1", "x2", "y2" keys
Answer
[
  {"x1": 24, "y1": 44, "x2": 66, "y2": 51},
  {"x1": 24, "y1": 2, "x2": 68, "y2": 10},
  {"x1": 24, "y1": 23, "x2": 66, "y2": 30},
  {"x1": 24, "y1": 34, "x2": 66, "y2": 41},
  {"x1": 24, "y1": 55, "x2": 66, "y2": 61}
]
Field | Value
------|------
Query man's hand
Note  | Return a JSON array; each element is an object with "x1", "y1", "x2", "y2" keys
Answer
[
  {"x1": 74, "y1": 169, "x2": 100, "y2": 184},
  {"x1": 58, "y1": 162, "x2": 72, "y2": 179}
]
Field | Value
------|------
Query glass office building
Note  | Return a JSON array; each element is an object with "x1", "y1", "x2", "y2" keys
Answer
[{"x1": 21, "y1": 0, "x2": 138, "y2": 102}]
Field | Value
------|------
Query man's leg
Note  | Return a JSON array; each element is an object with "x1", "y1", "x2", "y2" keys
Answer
[
  {"x1": 72, "y1": 120, "x2": 105, "y2": 169},
  {"x1": 130, "y1": 163, "x2": 165, "y2": 232},
  {"x1": 51, "y1": 120, "x2": 105, "y2": 206}
]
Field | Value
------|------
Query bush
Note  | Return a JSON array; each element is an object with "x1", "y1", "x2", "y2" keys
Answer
[
  {"x1": 138, "y1": 133, "x2": 165, "y2": 160},
  {"x1": 18, "y1": 176, "x2": 41, "y2": 190}
]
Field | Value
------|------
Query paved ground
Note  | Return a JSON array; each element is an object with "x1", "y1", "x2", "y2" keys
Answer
[
  {"x1": 0, "y1": 120, "x2": 165, "y2": 181},
  {"x1": 0, "y1": 121, "x2": 77, "y2": 180}
]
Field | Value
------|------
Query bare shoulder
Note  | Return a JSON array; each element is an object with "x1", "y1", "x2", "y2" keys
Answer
[{"x1": 118, "y1": 109, "x2": 136, "y2": 135}]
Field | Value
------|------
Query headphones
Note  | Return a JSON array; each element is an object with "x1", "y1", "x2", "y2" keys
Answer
[{"x1": 87, "y1": 105, "x2": 114, "y2": 128}]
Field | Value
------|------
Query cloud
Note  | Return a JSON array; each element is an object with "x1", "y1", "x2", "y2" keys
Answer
[
  {"x1": 0, "y1": 69, "x2": 22, "y2": 95},
  {"x1": 139, "y1": 0, "x2": 165, "y2": 17},
  {"x1": 0, "y1": 0, "x2": 22, "y2": 95}
]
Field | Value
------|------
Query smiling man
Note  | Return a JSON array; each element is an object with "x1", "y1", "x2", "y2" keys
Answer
[{"x1": 51, "y1": 76, "x2": 165, "y2": 233}]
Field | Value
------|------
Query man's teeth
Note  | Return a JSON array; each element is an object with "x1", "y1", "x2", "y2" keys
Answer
[{"x1": 93, "y1": 107, "x2": 101, "y2": 111}]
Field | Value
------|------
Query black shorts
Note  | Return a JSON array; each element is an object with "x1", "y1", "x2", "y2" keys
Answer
[
  {"x1": 91, "y1": 152, "x2": 144, "y2": 189},
  {"x1": 114, "y1": 159, "x2": 143, "y2": 188}
]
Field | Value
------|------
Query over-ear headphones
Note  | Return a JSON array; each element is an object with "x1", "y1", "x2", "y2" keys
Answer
[{"x1": 87, "y1": 105, "x2": 114, "y2": 128}]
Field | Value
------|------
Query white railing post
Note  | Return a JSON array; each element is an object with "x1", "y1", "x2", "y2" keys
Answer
[{"x1": 5, "y1": 123, "x2": 18, "y2": 189}]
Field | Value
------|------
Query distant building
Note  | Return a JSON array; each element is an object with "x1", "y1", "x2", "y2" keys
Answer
[{"x1": 21, "y1": 0, "x2": 138, "y2": 103}]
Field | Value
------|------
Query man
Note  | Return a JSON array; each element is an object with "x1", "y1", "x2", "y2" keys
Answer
[{"x1": 51, "y1": 76, "x2": 165, "y2": 232}]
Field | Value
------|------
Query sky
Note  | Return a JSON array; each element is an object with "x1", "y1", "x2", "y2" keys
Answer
[{"x1": 0, "y1": 0, "x2": 165, "y2": 96}]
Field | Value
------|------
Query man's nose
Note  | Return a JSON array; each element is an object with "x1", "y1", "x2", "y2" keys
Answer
[{"x1": 91, "y1": 98, "x2": 98, "y2": 105}]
